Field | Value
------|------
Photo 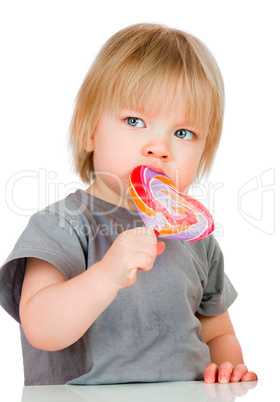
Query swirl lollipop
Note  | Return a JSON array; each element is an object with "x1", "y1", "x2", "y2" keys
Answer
[{"x1": 129, "y1": 165, "x2": 214, "y2": 242}]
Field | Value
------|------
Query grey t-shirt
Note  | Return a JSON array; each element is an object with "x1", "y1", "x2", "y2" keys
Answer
[{"x1": 0, "y1": 190, "x2": 237, "y2": 386}]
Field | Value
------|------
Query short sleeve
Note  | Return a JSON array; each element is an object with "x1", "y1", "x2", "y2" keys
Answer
[
  {"x1": 0, "y1": 210, "x2": 86, "y2": 323},
  {"x1": 197, "y1": 237, "x2": 238, "y2": 316}
]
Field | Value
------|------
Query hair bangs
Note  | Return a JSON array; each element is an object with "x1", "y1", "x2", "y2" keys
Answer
[{"x1": 105, "y1": 58, "x2": 213, "y2": 138}]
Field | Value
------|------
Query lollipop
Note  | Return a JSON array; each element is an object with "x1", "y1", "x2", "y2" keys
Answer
[{"x1": 129, "y1": 165, "x2": 214, "y2": 242}]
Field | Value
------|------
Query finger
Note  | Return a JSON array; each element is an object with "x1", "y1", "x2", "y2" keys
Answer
[
  {"x1": 134, "y1": 252, "x2": 155, "y2": 270},
  {"x1": 229, "y1": 364, "x2": 248, "y2": 382},
  {"x1": 147, "y1": 225, "x2": 159, "y2": 239},
  {"x1": 241, "y1": 371, "x2": 258, "y2": 382},
  {"x1": 218, "y1": 362, "x2": 234, "y2": 384},
  {"x1": 127, "y1": 268, "x2": 137, "y2": 284},
  {"x1": 134, "y1": 227, "x2": 157, "y2": 246},
  {"x1": 126, "y1": 229, "x2": 157, "y2": 255},
  {"x1": 120, "y1": 227, "x2": 156, "y2": 243},
  {"x1": 156, "y1": 242, "x2": 165, "y2": 256},
  {"x1": 204, "y1": 363, "x2": 218, "y2": 383}
]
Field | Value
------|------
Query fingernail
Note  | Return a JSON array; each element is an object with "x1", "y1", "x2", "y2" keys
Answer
[
  {"x1": 219, "y1": 377, "x2": 228, "y2": 384},
  {"x1": 241, "y1": 373, "x2": 249, "y2": 381}
]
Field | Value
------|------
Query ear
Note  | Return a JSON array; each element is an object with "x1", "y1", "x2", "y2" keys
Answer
[{"x1": 82, "y1": 133, "x2": 94, "y2": 152}]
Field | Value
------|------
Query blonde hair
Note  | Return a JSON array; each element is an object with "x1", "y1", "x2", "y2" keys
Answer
[{"x1": 69, "y1": 23, "x2": 225, "y2": 184}]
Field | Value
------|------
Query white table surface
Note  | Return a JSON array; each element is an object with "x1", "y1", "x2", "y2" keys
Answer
[{"x1": 17, "y1": 380, "x2": 262, "y2": 402}]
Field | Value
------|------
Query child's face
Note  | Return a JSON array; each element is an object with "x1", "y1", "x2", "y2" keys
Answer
[{"x1": 89, "y1": 99, "x2": 207, "y2": 210}]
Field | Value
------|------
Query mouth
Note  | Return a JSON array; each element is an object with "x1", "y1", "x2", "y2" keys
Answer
[{"x1": 145, "y1": 165, "x2": 166, "y2": 176}]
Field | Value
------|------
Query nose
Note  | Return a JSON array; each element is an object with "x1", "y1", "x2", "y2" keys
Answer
[{"x1": 142, "y1": 138, "x2": 171, "y2": 161}]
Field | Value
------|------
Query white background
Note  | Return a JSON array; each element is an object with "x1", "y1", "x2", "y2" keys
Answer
[{"x1": 0, "y1": 0, "x2": 279, "y2": 400}]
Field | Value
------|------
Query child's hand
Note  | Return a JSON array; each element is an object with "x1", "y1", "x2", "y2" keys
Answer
[
  {"x1": 204, "y1": 362, "x2": 258, "y2": 383},
  {"x1": 100, "y1": 227, "x2": 165, "y2": 289}
]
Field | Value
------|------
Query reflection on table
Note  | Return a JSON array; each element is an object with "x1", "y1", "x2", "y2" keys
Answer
[{"x1": 22, "y1": 380, "x2": 258, "y2": 402}]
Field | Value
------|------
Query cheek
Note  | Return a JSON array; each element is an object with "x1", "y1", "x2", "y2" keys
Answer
[
  {"x1": 176, "y1": 152, "x2": 204, "y2": 192},
  {"x1": 93, "y1": 138, "x2": 134, "y2": 188},
  {"x1": 178, "y1": 170, "x2": 197, "y2": 193},
  {"x1": 94, "y1": 132, "x2": 121, "y2": 167}
]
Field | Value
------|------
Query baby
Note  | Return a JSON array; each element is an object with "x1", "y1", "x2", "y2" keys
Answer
[{"x1": 0, "y1": 23, "x2": 257, "y2": 386}]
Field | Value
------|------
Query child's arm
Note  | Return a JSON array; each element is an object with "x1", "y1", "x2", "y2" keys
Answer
[
  {"x1": 19, "y1": 227, "x2": 165, "y2": 351},
  {"x1": 197, "y1": 311, "x2": 258, "y2": 383}
]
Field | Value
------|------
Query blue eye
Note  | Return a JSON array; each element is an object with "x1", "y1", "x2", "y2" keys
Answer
[
  {"x1": 126, "y1": 117, "x2": 145, "y2": 128},
  {"x1": 174, "y1": 129, "x2": 195, "y2": 140}
]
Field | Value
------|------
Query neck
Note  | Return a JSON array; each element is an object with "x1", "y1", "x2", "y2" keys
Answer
[{"x1": 85, "y1": 182, "x2": 137, "y2": 211}]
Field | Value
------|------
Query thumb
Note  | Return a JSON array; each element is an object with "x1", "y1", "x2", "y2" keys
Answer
[
  {"x1": 127, "y1": 267, "x2": 137, "y2": 284},
  {"x1": 156, "y1": 241, "x2": 165, "y2": 256}
]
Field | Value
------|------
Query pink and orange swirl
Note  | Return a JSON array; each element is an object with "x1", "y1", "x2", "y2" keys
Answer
[{"x1": 129, "y1": 165, "x2": 214, "y2": 242}]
